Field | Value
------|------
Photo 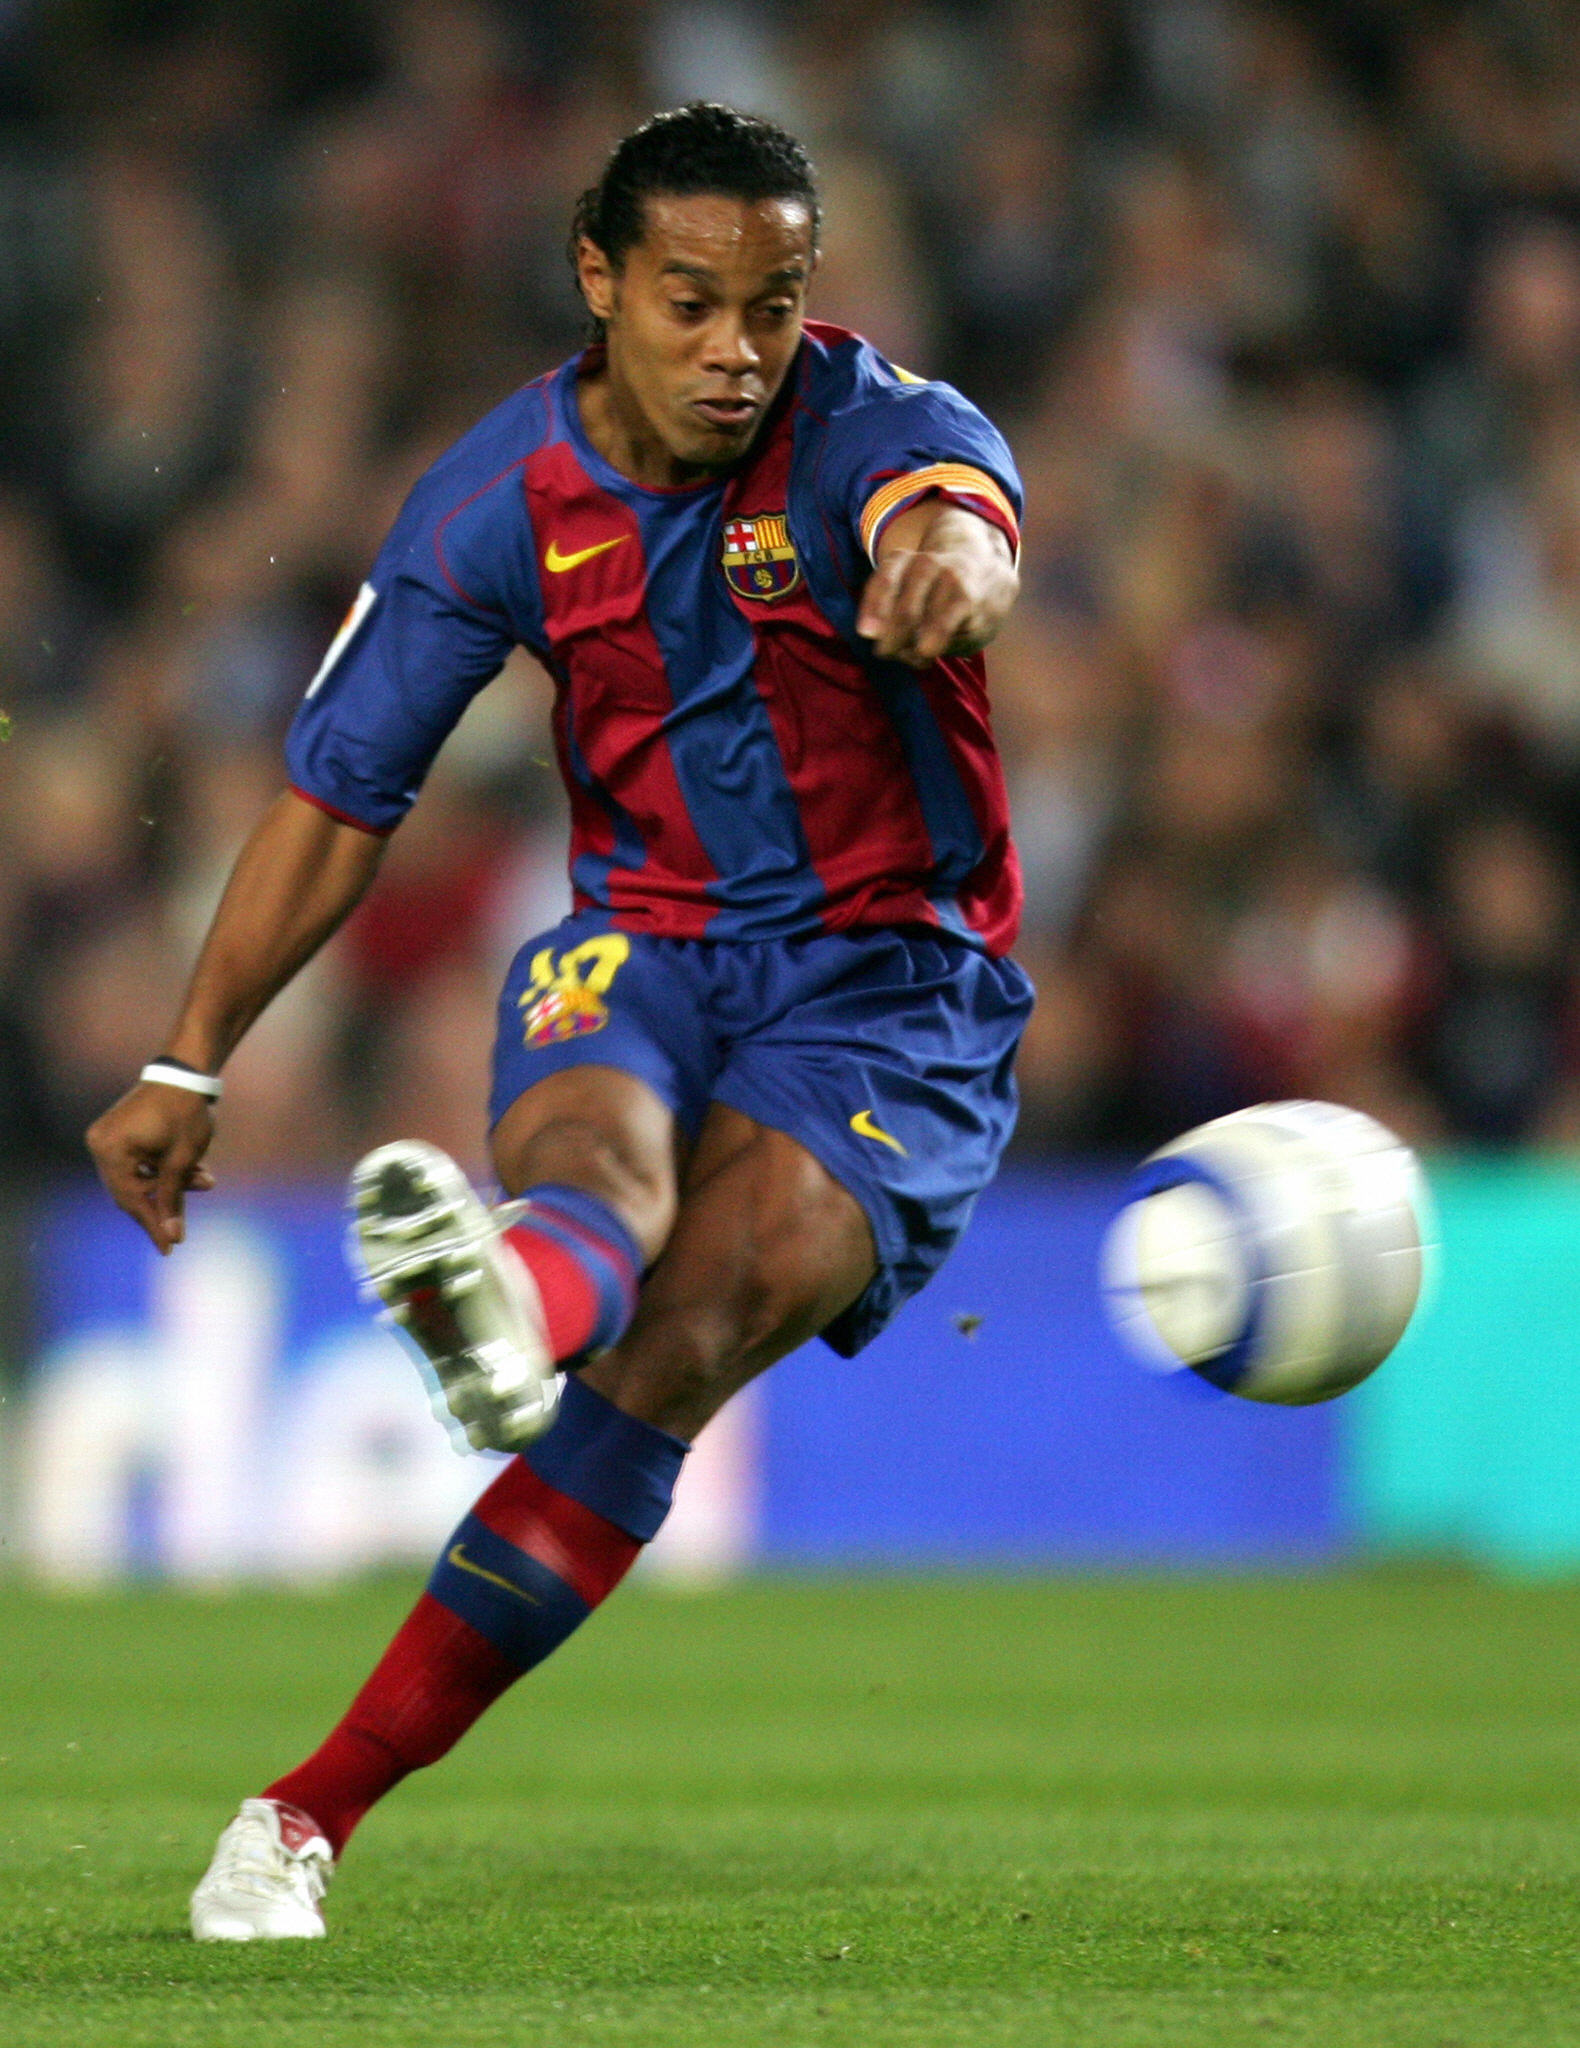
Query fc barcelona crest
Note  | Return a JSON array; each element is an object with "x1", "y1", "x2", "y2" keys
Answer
[{"x1": 722, "y1": 512, "x2": 801, "y2": 601}]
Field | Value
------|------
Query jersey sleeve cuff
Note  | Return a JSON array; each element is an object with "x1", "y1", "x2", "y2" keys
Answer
[
  {"x1": 859, "y1": 463, "x2": 1021, "y2": 564},
  {"x1": 289, "y1": 785, "x2": 396, "y2": 836}
]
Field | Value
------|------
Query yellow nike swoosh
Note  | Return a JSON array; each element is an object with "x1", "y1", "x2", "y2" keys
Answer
[
  {"x1": 447, "y1": 1542, "x2": 540, "y2": 1604},
  {"x1": 850, "y1": 1108, "x2": 907, "y2": 1156},
  {"x1": 544, "y1": 535, "x2": 629, "y2": 573}
]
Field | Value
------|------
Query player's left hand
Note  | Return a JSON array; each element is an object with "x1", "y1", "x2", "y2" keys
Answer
[
  {"x1": 857, "y1": 501, "x2": 1018, "y2": 669},
  {"x1": 857, "y1": 549, "x2": 985, "y2": 668}
]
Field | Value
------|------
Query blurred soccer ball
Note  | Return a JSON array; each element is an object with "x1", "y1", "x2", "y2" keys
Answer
[{"x1": 1100, "y1": 1100, "x2": 1430, "y2": 1405}]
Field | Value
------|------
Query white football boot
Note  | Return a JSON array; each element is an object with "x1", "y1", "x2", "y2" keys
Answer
[
  {"x1": 350, "y1": 1139, "x2": 563, "y2": 1452},
  {"x1": 190, "y1": 1798, "x2": 332, "y2": 1941}
]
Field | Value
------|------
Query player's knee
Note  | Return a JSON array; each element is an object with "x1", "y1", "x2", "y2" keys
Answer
[{"x1": 495, "y1": 1113, "x2": 676, "y2": 1261}]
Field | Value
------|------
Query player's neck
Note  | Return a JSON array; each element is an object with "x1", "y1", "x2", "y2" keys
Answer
[{"x1": 576, "y1": 362, "x2": 722, "y2": 491}]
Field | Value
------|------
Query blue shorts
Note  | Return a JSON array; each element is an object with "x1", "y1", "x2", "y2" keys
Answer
[{"x1": 489, "y1": 914, "x2": 1034, "y2": 1355}]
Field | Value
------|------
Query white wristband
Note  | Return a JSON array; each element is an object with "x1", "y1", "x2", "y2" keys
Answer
[{"x1": 140, "y1": 1061, "x2": 223, "y2": 1100}]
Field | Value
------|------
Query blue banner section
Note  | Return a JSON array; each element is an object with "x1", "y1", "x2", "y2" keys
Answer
[
  {"x1": 32, "y1": 1184, "x2": 356, "y2": 1368},
  {"x1": 759, "y1": 1170, "x2": 1342, "y2": 1566}
]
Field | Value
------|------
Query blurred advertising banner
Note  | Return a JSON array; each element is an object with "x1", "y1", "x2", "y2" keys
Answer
[{"x1": 15, "y1": 1173, "x2": 1343, "y2": 1586}]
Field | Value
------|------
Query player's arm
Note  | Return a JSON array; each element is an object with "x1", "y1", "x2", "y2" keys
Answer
[
  {"x1": 87, "y1": 789, "x2": 388, "y2": 1255},
  {"x1": 856, "y1": 499, "x2": 1019, "y2": 670}
]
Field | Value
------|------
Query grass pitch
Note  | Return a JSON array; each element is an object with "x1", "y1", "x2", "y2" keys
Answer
[{"x1": 1, "y1": 1572, "x2": 1578, "y2": 2047}]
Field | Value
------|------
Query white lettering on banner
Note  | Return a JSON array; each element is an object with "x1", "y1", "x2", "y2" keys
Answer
[
  {"x1": 24, "y1": 1330, "x2": 163, "y2": 1584},
  {"x1": 24, "y1": 1224, "x2": 277, "y2": 1584},
  {"x1": 263, "y1": 1329, "x2": 503, "y2": 1582},
  {"x1": 161, "y1": 1222, "x2": 278, "y2": 1580},
  {"x1": 23, "y1": 1214, "x2": 485, "y2": 1585}
]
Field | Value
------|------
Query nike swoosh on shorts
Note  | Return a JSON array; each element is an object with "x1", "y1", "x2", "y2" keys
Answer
[{"x1": 850, "y1": 1108, "x2": 908, "y2": 1155}]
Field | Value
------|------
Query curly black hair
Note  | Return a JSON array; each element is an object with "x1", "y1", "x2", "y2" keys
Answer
[{"x1": 570, "y1": 103, "x2": 819, "y2": 331}]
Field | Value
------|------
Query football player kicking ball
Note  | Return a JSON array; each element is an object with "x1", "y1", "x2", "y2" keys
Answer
[{"x1": 88, "y1": 103, "x2": 1034, "y2": 1940}]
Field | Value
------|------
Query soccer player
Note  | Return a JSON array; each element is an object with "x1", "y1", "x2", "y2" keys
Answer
[{"x1": 87, "y1": 102, "x2": 1033, "y2": 1940}]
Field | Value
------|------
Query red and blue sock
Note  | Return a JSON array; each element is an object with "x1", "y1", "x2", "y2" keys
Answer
[
  {"x1": 262, "y1": 1379, "x2": 685, "y2": 1854},
  {"x1": 503, "y1": 1185, "x2": 642, "y2": 1362}
]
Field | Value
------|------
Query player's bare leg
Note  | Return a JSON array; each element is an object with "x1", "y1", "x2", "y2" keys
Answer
[
  {"x1": 574, "y1": 1102, "x2": 875, "y2": 1438},
  {"x1": 192, "y1": 1082, "x2": 871, "y2": 1938}
]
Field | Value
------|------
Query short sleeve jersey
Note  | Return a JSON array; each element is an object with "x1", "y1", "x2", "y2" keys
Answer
[{"x1": 287, "y1": 320, "x2": 1024, "y2": 955}]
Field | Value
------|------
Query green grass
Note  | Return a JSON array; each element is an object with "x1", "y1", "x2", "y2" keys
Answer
[{"x1": 2, "y1": 1572, "x2": 1579, "y2": 2046}]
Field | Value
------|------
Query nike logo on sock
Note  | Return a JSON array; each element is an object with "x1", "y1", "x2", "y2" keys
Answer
[{"x1": 446, "y1": 1543, "x2": 541, "y2": 1604}]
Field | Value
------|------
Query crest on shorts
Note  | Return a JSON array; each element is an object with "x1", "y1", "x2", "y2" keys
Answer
[
  {"x1": 721, "y1": 512, "x2": 801, "y2": 601},
  {"x1": 521, "y1": 979, "x2": 609, "y2": 1046},
  {"x1": 519, "y1": 934, "x2": 630, "y2": 1049}
]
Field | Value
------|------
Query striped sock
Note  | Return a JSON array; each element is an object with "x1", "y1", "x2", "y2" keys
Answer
[
  {"x1": 504, "y1": 1185, "x2": 641, "y2": 1362},
  {"x1": 262, "y1": 1380, "x2": 686, "y2": 1855}
]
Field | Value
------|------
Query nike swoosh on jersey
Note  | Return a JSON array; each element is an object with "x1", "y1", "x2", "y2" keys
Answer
[
  {"x1": 544, "y1": 535, "x2": 629, "y2": 573},
  {"x1": 446, "y1": 1542, "x2": 541, "y2": 1603},
  {"x1": 850, "y1": 1108, "x2": 908, "y2": 1155}
]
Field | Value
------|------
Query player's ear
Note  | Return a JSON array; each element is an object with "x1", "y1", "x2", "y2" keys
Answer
[{"x1": 577, "y1": 237, "x2": 618, "y2": 323}]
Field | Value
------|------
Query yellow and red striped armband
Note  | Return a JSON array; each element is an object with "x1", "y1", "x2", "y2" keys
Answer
[{"x1": 858, "y1": 462, "x2": 1021, "y2": 563}]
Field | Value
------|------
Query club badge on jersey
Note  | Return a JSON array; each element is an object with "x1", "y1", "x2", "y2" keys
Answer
[
  {"x1": 721, "y1": 512, "x2": 801, "y2": 601},
  {"x1": 518, "y1": 935, "x2": 631, "y2": 1049}
]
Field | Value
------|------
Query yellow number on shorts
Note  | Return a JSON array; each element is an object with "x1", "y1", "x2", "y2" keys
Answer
[{"x1": 518, "y1": 934, "x2": 631, "y2": 1048}]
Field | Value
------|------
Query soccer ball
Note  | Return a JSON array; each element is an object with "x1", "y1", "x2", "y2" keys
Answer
[{"x1": 1099, "y1": 1100, "x2": 1430, "y2": 1405}]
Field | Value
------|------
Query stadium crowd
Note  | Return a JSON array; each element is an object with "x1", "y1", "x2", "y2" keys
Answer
[{"x1": 4, "y1": 0, "x2": 1580, "y2": 1185}]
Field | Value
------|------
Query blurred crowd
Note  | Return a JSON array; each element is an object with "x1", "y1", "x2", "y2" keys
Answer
[{"x1": 5, "y1": 0, "x2": 1580, "y2": 1185}]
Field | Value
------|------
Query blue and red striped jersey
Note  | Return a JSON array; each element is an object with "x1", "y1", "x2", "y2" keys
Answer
[{"x1": 286, "y1": 321, "x2": 1025, "y2": 955}]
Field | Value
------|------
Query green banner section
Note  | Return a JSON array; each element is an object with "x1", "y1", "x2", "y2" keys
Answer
[{"x1": 1350, "y1": 1159, "x2": 1580, "y2": 1571}]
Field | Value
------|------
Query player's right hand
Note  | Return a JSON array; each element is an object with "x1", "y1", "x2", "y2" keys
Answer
[{"x1": 86, "y1": 1083, "x2": 218, "y2": 1256}]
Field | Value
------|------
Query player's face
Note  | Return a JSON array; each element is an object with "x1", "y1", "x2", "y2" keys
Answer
[{"x1": 580, "y1": 194, "x2": 816, "y2": 480}]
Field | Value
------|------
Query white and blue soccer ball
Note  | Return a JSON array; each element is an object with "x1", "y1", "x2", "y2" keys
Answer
[{"x1": 1100, "y1": 1100, "x2": 1431, "y2": 1405}]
